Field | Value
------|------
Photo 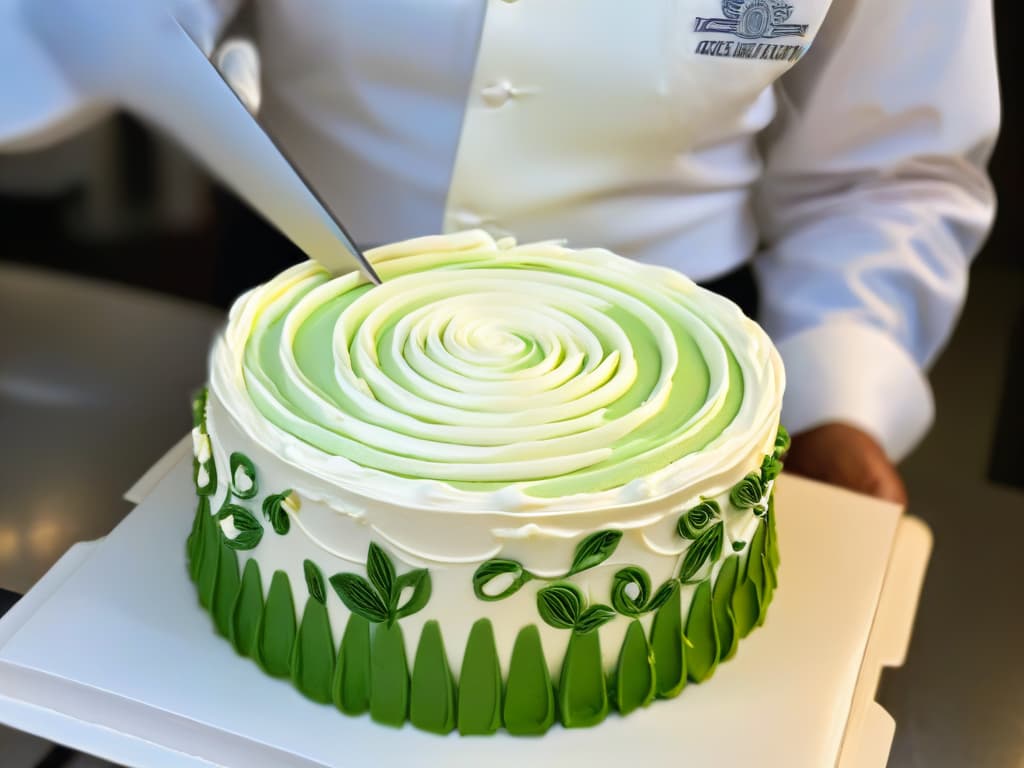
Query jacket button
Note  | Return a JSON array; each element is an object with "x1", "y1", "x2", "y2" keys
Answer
[{"x1": 481, "y1": 80, "x2": 515, "y2": 107}]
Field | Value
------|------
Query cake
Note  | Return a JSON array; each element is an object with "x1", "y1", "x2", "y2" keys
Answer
[{"x1": 186, "y1": 229, "x2": 787, "y2": 735}]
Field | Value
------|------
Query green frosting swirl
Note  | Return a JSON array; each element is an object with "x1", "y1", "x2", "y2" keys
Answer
[{"x1": 232, "y1": 235, "x2": 761, "y2": 497}]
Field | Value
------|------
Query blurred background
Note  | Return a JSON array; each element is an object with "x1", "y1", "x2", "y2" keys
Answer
[{"x1": 0, "y1": 3, "x2": 1021, "y2": 768}]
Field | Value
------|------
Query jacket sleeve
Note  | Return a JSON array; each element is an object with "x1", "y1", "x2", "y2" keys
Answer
[{"x1": 753, "y1": 0, "x2": 1000, "y2": 460}]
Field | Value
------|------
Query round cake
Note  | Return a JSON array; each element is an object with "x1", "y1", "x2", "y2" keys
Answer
[{"x1": 187, "y1": 229, "x2": 787, "y2": 735}]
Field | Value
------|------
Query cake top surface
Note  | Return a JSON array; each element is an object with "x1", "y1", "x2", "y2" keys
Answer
[{"x1": 209, "y1": 230, "x2": 783, "y2": 512}]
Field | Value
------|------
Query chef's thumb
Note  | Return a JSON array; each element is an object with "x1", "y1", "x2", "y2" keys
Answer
[{"x1": 215, "y1": 38, "x2": 261, "y2": 116}]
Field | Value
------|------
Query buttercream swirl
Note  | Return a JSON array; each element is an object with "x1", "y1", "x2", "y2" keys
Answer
[{"x1": 210, "y1": 230, "x2": 783, "y2": 513}]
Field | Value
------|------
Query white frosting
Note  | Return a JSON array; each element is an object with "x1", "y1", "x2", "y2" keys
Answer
[
  {"x1": 232, "y1": 464, "x2": 254, "y2": 494},
  {"x1": 191, "y1": 427, "x2": 211, "y2": 464}
]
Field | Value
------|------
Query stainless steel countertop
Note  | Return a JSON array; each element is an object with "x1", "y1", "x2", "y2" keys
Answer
[{"x1": 0, "y1": 262, "x2": 1021, "y2": 767}]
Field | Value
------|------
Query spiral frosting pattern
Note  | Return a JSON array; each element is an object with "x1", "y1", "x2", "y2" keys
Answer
[{"x1": 212, "y1": 231, "x2": 783, "y2": 503}]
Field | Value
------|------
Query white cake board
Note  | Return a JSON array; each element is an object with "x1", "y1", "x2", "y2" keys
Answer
[{"x1": 0, "y1": 442, "x2": 931, "y2": 768}]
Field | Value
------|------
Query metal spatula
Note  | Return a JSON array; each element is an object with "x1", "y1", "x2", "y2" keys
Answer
[{"x1": 20, "y1": 0, "x2": 381, "y2": 283}]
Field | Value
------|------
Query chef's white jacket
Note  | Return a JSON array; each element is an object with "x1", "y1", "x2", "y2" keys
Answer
[{"x1": 7, "y1": 0, "x2": 1003, "y2": 461}]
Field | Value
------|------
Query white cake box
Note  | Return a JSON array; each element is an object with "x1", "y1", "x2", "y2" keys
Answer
[{"x1": 0, "y1": 438, "x2": 931, "y2": 768}]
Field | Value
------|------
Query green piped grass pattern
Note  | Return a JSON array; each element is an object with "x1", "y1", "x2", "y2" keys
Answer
[{"x1": 185, "y1": 495, "x2": 779, "y2": 735}]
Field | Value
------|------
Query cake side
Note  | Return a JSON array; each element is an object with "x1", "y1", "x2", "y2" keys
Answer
[{"x1": 187, "y1": 230, "x2": 787, "y2": 734}]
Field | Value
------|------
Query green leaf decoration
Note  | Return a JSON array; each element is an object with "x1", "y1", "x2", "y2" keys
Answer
[
  {"x1": 748, "y1": 519, "x2": 771, "y2": 626},
  {"x1": 759, "y1": 553, "x2": 776, "y2": 627},
  {"x1": 190, "y1": 496, "x2": 209, "y2": 585},
  {"x1": 394, "y1": 568, "x2": 431, "y2": 621},
  {"x1": 333, "y1": 614, "x2": 371, "y2": 715},
  {"x1": 730, "y1": 472, "x2": 766, "y2": 509},
  {"x1": 370, "y1": 622, "x2": 409, "y2": 727},
  {"x1": 731, "y1": 556, "x2": 761, "y2": 640},
  {"x1": 503, "y1": 625, "x2": 555, "y2": 735},
  {"x1": 410, "y1": 621, "x2": 456, "y2": 735},
  {"x1": 191, "y1": 386, "x2": 208, "y2": 428},
  {"x1": 329, "y1": 573, "x2": 389, "y2": 624},
  {"x1": 576, "y1": 604, "x2": 617, "y2": 634},
  {"x1": 331, "y1": 544, "x2": 432, "y2": 625},
  {"x1": 197, "y1": 499, "x2": 220, "y2": 610},
  {"x1": 217, "y1": 504, "x2": 264, "y2": 551},
  {"x1": 685, "y1": 580, "x2": 719, "y2": 682},
  {"x1": 648, "y1": 580, "x2": 679, "y2": 613},
  {"x1": 747, "y1": 519, "x2": 767, "y2": 602},
  {"x1": 649, "y1": 581, "x2": 687, "y2": 698},
  {"x1": 567, "y1": 530, "x2": 623, "y2": 576},
  {"x1": 537, "y1": 583, "x2": 584, "y2": 630},
  {"x1": 257, "y1": 570, "x2": 297, "y2": 678},
  {"x1": 731, "y1": 540, "x2": 746, "y2": 552},
  {"x1": 558, "y1": 628, "x2": 609, "y2": 728},
  {"x1": 615, "y1": 619, "x2": 655, "y2": 715},
  {"x1": 677, "y1": 500, "x2": 720, "y2": 540},
  {"x1": 457, "y1": 619, "x2": 503, "y2": 735},
  {"x1": 764, "y1": 544, "x2": 778, "y2": 592},
  {"x1": 211, "y1": 540, "x2": 240, "y2": 638},
  {"x1": 712, "y1": 555, "x2": 740, "y2": 662},
  {"x1": 762, "y1": 507, "x2": 778, "y2": 610},
  {"x1": 186, "y1": 498, "x2": 205, "y2": 579},
  {"x1": 678, "y1": 521, "x2": 724, "y2": 583},
  {"x1": 611, "y1": 567, "x2": 652, "y2": 617},
  {"x1": 760, "y1": 453, "x2": 783, "y2": 483},
  {"x1": 304, "y1": 559, "x2": 327, "y2": 604},
  {"x1": 367, "y1": 542, "x2": 396, "y2": 605},
  {"x1": 230, "y1": 558, "x2": 264, "y2": 659},
  {"x1": 228, "y1": 452, "x2": 258, "y2": 500},
  {"x1": 291, "y1": 598, "x2": 335, "y2": 704},
  {"x1": 262, "y1": 491, "x2": 292, "y2": 536},
  {"x1": 767, "y1": 492, "x2": 781, "y2": 571},
  {"x1": 774, "y1": 424, "x2": 791, "y2": 458},
  {"x1": 473, "y1": 559, "x2": 533, "y2": 601}
]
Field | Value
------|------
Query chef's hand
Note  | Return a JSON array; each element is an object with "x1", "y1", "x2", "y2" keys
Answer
[{"x1": 785, "y1": 423, "x2": 908, "y2": 505}]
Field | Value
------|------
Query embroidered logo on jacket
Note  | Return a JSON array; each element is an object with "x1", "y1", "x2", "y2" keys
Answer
[
  {"x1": 694, "y1": 0, "x2": 809, "y2": 61},
  {"x1": 696, "y1": 0, "x2": 808, "y2": 39}
]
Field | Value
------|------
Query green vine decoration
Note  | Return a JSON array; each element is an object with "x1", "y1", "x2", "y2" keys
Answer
[
  {"x1": 191, "y1": 386, "x2": 208, "y2": 429},
  {"x1": 536, "y1": 583, "x2": 615, "y2": 634},
  {"x1": 730, "y1": 472, "x2": 766, "y2": 511},
  {"x1": 610, "y1": 567, "x2": 677, "y2": 617},
  {"x1": 677, "y1": 500, "x2": 720, "y2": 539},
  {"x1": 731, "y1": 423, "x2": 790, "y2": 515},
  {"x1": 330, "y1": 543, "x2": 431, "y2": 626},
  {"x1": 229, "y1": 453, "x2": 259, "y2": 499},
  {"x1": 567, "y1": 531, "x2": 622, "y2": 575},
  {"x1": 678, "y1": 521, "x2": 724, "y2": 583},
  {"x1": 187, "y1": 476, "x2": 783, "y2": 734},
  {"x1": 191, "y1": 387, "x2": 297, "y2": 542},
  {"x1": 760, "y1": 454, "x2": 783, "y2": 484},
  {"x1": 191, "y1": 387, "x2": 217, "y2": 497},
  {"x1": 473, "y1": 530, "x2": 622, "y2": 602}
]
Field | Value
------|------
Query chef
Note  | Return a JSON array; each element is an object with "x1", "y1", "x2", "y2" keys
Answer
[{"x1": 2, "y1": 0, "x2": 1000, "y2": 504}]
